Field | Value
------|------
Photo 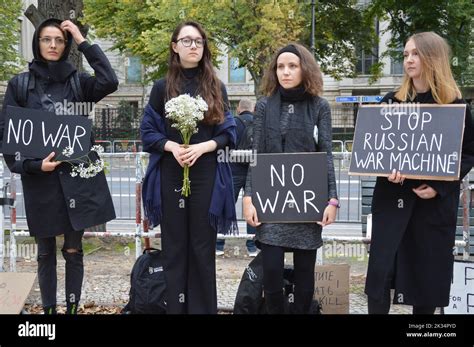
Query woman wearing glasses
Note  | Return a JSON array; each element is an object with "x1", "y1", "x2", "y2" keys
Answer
[
  {"x1": 141, "y1": 21, "x2": 236, "y2": 314},
  {"x1": 0, "y1": 18, "x2": 117, "y2": 314}
]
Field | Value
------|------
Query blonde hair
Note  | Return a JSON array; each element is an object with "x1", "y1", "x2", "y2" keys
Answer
[
  {"x1": 261, "y1": 43, "x2": 323, "y2": 97},
  {"x1": 395, "y1": 32, "x2": 461, "y2": 104}
]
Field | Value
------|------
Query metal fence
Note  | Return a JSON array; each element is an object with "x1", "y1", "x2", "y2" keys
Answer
[
  {"x1": 1, "y1": 151, "x2": 362, "y2": 224},
  {"x1": 92, "y1": 105, "x2": 359, "y2": 143}
]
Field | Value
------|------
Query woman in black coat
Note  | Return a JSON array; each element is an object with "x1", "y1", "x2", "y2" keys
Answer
[
  {"x1": 365, "y1": 31, "x2": 474, "y2": 314},
  {"x1": 0, "y1": 18, "x2": 118, "y2": 314}
]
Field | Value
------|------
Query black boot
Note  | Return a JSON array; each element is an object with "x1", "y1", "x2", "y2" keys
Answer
[
  {"x1": 66, "y1": 302, "x2": 79, "y2": 314},
  {"x1": 43, "y1": 305, "x2": 56, "y2": 314},
  {"x1": 293, "y1": 290, "x2": 314, "y2": 314},
  {"x1": 264, "y1": 290, "x2": 285, "y2": 314}
]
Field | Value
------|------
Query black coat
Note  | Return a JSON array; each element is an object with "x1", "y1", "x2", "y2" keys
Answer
[
  {"x1": 0, "y1": 23, "x2": 118, "y2": 237},
  {"x1": 365, "y1": 91, "x2": 474, "y2": 307}
]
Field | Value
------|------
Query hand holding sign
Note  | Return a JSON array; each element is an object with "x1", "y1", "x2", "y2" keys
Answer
[
  {"x1": 41, "y1": 152, "x2": 61, "y2": 172},
  {"x1": 243, "y1": 196, "x2": 262, "y2": 227}
]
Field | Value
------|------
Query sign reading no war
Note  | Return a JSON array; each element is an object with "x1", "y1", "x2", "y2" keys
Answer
[
  {"x1": 252, "y1": 153, "x2": 328, "y2": 223},
  {"x1": 349, "y1": 104, "x2": 466, "y2": 180},
  {"x1": 2, "y1": 106, "x2": 92, "y2": 161}
]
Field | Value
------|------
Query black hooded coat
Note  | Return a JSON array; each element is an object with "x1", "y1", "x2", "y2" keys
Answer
[{"x1": 0, "y1": 18, "x2": 118, "y2": 237}]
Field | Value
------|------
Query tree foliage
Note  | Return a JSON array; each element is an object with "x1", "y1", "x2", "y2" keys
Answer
[
  {"x1": 0, "y1": 1, "x2": 24, "y2": 81},
  {"x1": 369, "y1": 0, "x2": 474, "y2": 87},
  {"x1": 83, "y1": 0, "x2": 378, "y2": 94}
]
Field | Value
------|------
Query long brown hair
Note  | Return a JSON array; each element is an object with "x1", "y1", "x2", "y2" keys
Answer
[
  {"x1": 395, "y1": 32, "x2": 461, "y2": 104},
  {"x1": 260, "y1": 43, "x2": 323, "y2": 97},
  {"x1": 166, "y1": 21, "x2": 224, "y2": 124}
]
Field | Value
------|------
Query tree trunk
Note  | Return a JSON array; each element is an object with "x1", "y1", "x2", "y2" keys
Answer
[{"x1": 25, "y1": 0, "x2": 87, "y2": 71}]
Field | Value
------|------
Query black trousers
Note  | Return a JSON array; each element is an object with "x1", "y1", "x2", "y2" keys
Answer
[
  {"x1": 35, "y1": 230, "x2": 84, "y2": 310},
  {"x1": 160, "y1": 152, "x2": 217, "y2": 314},
  {"x1": 260, "y1": 242, "x2": 317, "y2": 314}
]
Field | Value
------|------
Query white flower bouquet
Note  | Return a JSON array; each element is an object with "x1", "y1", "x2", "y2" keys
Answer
[
  {"x1": 165, "y1": 94, "x2": 208, "y2": 197},
  {"x1": 62, "y1": 144, "x2": 105, "y2": 178}
]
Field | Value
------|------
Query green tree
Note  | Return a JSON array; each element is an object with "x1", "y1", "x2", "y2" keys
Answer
[
  {"x1": 83, "y1": 0, "x2": 377, "y2": 95},
  {"x1": 368, "y1": 0, "x2": 474, "y2": 87},
  {"x1": 0, "y1": 1, "x2": 23, "y2": 81}
]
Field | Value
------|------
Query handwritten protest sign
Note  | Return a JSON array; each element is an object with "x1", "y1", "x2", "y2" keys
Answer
[
  {"x1": 445, "y1": 260, "x2": 474, "y2": 314},
  {"x1": 2, "y1": 106, "x2": 92, "y2": 161},
  {"x1": 252, "y1": 153, "x2": 328, "y2": 222},
  {"x1": 349, "y1": 104, "x2": 466, "y2": 180}
]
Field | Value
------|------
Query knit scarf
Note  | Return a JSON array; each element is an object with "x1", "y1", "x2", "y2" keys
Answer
[{"x1": 141, "y1": 104, "x2": 238, "y2": 234}]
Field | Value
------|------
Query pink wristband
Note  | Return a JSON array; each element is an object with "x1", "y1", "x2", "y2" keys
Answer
[{"x1": 328, "y1": 200, "x2": 340, "y2": 208}]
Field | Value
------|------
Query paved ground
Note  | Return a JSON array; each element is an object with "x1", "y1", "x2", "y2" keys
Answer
[{"x1": 4, "y1": 235, "x2": 419, "y2": 314}]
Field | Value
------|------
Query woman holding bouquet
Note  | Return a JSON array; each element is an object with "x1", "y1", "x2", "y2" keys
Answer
[
  {"x1": 0, "y1": 18, "x2": 117, "y2": 314},
  {"x1": 243, "y1": 43, "x2": 338, "y2": 314},
  {"x1": 141, "y1": 21, "x2": 237, "y2": 314}
]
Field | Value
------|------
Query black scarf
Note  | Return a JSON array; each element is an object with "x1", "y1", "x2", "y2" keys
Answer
[
  {"x1": 263, "y1": 88, "x2": 317, "y2": 153},
  {"x1": 29, "y1": 18, "x2": 76, "y2": 82},
  {"x1": 29, "y1": 59, "x2": 76, "y2": 83}
]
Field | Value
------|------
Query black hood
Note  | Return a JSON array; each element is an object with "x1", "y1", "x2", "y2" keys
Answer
[
  {"x1": 32, "y1": 18, "x2": 73, "y2": 62},
  {"x1": 30, "y1": 18, "x2": 76, "y2": 82}
]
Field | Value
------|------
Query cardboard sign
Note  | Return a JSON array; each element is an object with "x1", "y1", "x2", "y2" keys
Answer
[
  {"x1": 314, "y1": 264, "x2": 350, "y2": 314},
  {"x1": 0, "y1": 272, "x2": 36, "y2": 314},
  {"x1": 252, "y1": 152, "x2": 328, "y2": 223},
  {"x1": 2, "y1": 106, "x2": 92, "y2": 161},
  {"x1": 445, "y1": 260, "x2": 474, "y2": 314},
  {"x1": 349, "y1": 104, "x2": 466, "y2": 180}
]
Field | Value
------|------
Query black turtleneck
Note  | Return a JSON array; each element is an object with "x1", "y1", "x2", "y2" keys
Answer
[{"x1": 148, "y1": 67, "x2": 230, "y2": 152}]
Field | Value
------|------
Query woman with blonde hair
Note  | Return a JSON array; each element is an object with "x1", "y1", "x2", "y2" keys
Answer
[
  {"x1": 365, "y1": 31, "x2": 474, "y2": 314},
  {"x1": 243, "y1": 43, "x2": 338, "y2": 314}
]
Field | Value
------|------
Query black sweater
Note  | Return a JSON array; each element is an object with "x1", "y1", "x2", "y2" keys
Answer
[{"x1": 148, "y1": 67, "x2": 230, "y2": 152}]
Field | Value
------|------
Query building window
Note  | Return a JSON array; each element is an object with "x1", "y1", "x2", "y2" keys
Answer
[
  {"x1": 229, "y1": 57, "x2": 246, "y2": 83},
  {"x1": 391, "y1": 56, "x2": 404, "y2": 75},
  {"x1": 126, "y1": 56, "x2": 142, "y2": 84},
  {"x1": 390, "y1": 47, "x2": 404, "y2": 75},
  {"x1": 355, "y1": 21, "x2": 379, "y2": 75}
]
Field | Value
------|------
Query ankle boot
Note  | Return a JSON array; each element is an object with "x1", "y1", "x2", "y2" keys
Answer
[
  {"x1": 66, "y1": 302, "x2": 79, "y2": 314},
  {"x1": 293, "y1": 290, "x2": 314, "y2": 314},
  {"x1": 43, "y1": 305, "x2": 56, "y2": 314},
  {"x1": 264, "y1": 290, "x2": 285, "y2": 314}
]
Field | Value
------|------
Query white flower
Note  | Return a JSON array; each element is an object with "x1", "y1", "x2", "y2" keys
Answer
[
  {"x1": 62, "y1": 146, "x2": 74, "y2": 158},
  {"x1": 67, "y1": 145, "x2": 105, "y2": 179}
]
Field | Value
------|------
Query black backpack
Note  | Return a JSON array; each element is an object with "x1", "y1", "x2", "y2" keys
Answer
[
  {"x1": 235, "y1": 114, "x2": 254, "y2": 150},
  {"x1": 123, "y1": 248, "x2": 167, "y2": 314},
  {"x1": 233, "y1": 252, "x2": 322, "y2": 314},
  {"x1": 16, "y1": 71, "x2": 84, "y2": 107}
]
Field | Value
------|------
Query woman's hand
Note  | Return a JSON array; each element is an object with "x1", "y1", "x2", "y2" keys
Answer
[
  {"x1": 180, "y1": 141, "x2": 217, "y2": 167},
  {"x1": 243, "y1": 196, "x2": 261, "y2": 227},
  {"x1": 317, "y1": 202, "x2": 337, "y2": 227},
  {"x1": 41, "y1": 152, "x2": 61, "y2": 172},
  {"x1": 387, "y1": 169, "x2": 405, "y2": 184},
  {"x1": 60, "y1": 20, "x2": 86, "y2": 45},
  {"x1": 165, "y1": 141, "x2": 185, "y2": 167},
  {"x1": 412, "y1": 184, "x2": 437, "y2": 199}
]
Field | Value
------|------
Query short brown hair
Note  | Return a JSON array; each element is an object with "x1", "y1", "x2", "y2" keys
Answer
[{"x1": 260, "y1": 43, "x2": 323, "y2": 97}]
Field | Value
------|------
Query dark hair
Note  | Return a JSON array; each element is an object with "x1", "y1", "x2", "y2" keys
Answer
[
  {"x1": 39, "y1": 22, "x2": 66, "y2": 40},
  {"x1": 166, "y1": 21, "x2": 224, "y2": 125},
  {"x1": 261, "y1": 42, "x2": 323, "y2": 97}
]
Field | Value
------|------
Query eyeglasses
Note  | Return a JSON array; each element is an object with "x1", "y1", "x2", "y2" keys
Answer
[
  {"x1": 176, "y1": 37, "x2": 205, "y2": 48},
  {"x1": 39, "y1": 37, "x2": 67, "y2": 46}
]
